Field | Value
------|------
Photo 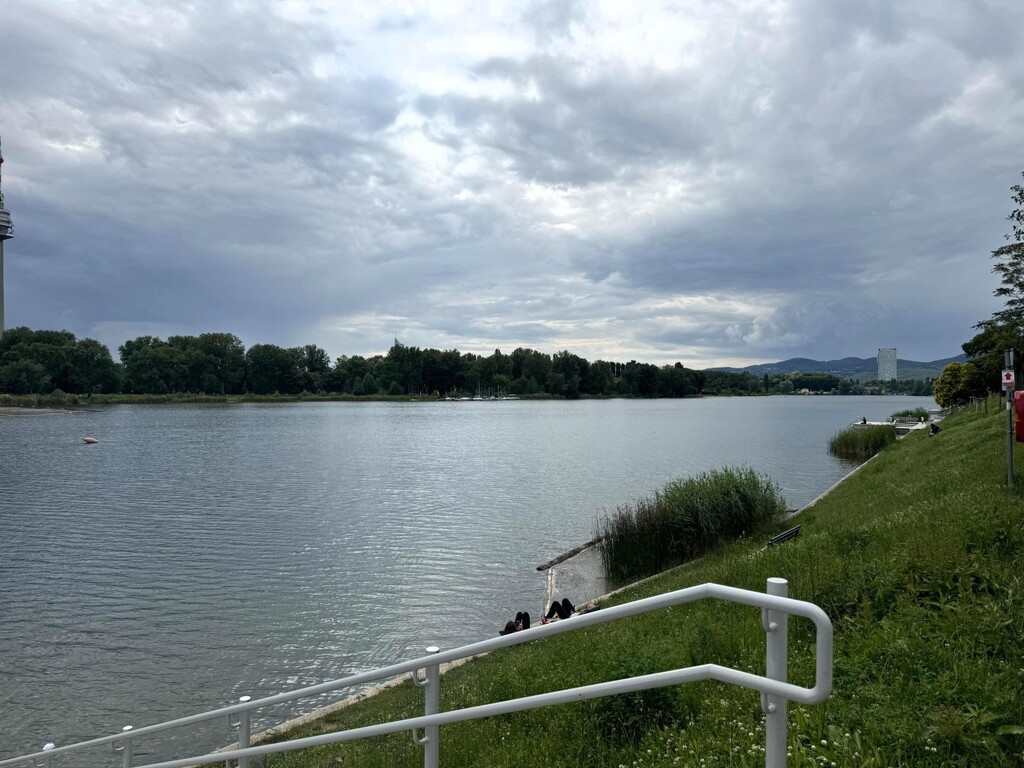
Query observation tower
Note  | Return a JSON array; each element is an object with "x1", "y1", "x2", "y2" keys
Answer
[{"x1": 0, "y1": 135, "x2": 13, "y2": 334}]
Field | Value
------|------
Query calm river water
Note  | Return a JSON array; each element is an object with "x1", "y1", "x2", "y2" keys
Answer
[{"x1": 0, "y1": 396, "x2": 933, "y2": 763}]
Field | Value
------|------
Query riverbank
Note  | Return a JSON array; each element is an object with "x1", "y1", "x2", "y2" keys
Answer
[
  {"x1": 252, "y1": 394, "x2": 1023, "y2": 767},
  {"x1": 0, "y1": 405, "x2": 74, "y2": 416},
  {"x1": 234, "y1": 451, "x2": 876, "y2": 755}
]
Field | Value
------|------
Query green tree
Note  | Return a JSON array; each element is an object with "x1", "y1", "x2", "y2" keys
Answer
[
  {"x1": 519, "y1": 349, "x2": 551, "y2": 390},
  {"x1": 118, "y1": 335, "x2": 163, "y2": 363},
  {"x1": 382, "y1": 339, "x2": 423, "y2": 394},
  {"x1": 550, "y1": 350, "x2": 585, "y2": 398},
  {"x1": 988, "y1": 172, "x2": 1024, "y2": 330},
  {"x1": 245, "y1": 344, "x2": 302, "y2": 394},
  {"x1": 196, "y1": 333, "x2": 247, "y2": 394},
  {"x1": 933, "y1": 361, "x2": 984, "y2": 407},
  {"x1": 0, "y1": 359, "x2": 51, "y2": 394},
  {"x1": 123, "y1": 344, "x2": 189, "y2": 393},
  {"x1": 962, "y1": 322, "x2": 1021, "y2": 393},
  {"x1": 68, "y1": 338, "x2": 121, "y2": 393},
  {"x1": 790, "y1": 372, "x2": 841, "y2": 392},
  {"x1": 970, "y1": 173, "x2": 1024, "y2": 387},
  {"x1": 586, "y1": 360, "x2": 616, "y2": 395},
  {"x1": 293, "y1": 344, "x2": 330, "y2": 392}
]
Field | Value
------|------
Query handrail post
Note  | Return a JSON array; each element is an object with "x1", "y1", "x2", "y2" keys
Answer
[
  {"x1": 237, "y1": 696, "x2": 252, "y2": 768},
  {"x1": 414, "y1": 646, "x2": 441, "y2": 768},
  {"x1": 37, "y1": 742, "x2": 54, "y2": 768},
  {"x1": 113, "y1": 726, "x2": 134, "y2": 768},
  {"x1": 762, "y1": 578, "x2": 789, "y2": 768}
]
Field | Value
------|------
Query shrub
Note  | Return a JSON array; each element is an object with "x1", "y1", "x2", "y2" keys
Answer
[
  {"x1": 890, "y1": 407, "x2": 929, "y2": 421},
  {"x1": 597, "y1": 467, "x2": 786, "y2": 581},
  {"x1": 828, "y1": 424, "x2": 897, "y2": 459}
]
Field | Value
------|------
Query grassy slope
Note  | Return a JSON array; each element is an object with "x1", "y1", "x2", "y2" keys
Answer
[{"x1": 262, "y1": 400, "x2": 1024, "y2": 767}]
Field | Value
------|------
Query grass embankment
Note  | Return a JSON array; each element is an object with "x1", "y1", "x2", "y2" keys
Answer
[
  {"x1": 598, "y1": 468, "x2": 788, "y2": 581},
  {"x1": 259, "y1": 399, "x2": 1023, "y2": 767}
]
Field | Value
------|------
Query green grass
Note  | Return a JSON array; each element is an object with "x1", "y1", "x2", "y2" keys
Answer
[
  {"x1": 597, "y1": 467, "x2": 788, "y2": 581},
  {"x1": 248, "y1": 399, "x2": 1024, "y2": 767},
  {"x1": 828, "y1": 424, "x2": 897, "y2": 459}
]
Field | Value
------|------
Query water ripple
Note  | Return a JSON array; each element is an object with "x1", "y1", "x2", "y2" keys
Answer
[{"x1": 0, "y1": 396, "x2": 932, "y2": 764}]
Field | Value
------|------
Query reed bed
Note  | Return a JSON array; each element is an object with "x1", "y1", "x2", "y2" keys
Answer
[
  {"x1": 890, "y1": 406, "x2": 929, "y2": 420},
  {"x1": 828, "y1": 424, "x2": 896, "y2": 459},
  {"x1": 597, "y1": 467, "x2": 787, "y2": 581}
]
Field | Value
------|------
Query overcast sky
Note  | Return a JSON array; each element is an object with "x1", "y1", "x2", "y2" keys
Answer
[{"x1": 1, "y1": 1, "x2": 1022, "y2": 367}]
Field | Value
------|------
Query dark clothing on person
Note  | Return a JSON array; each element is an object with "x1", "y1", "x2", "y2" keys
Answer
[
  {"x1": 545, "y1": 598, "x2": 576, "y2": 620},
  {"x1": 930, "y1": 423, "x2": 941, "y2": 436},
  {"x1": 500, "y1": 611, "x2": 531, "y2": 635}
]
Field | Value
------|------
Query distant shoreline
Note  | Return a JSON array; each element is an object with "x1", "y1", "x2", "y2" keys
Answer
[{"x1": 0, "y1": 406, "x2": 75, "y2": 416}]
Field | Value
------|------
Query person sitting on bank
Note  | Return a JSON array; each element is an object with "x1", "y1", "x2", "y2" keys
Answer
[
  {"x1": 929, "y1": 422, "x2": 941, "y2": 436},
  {"x1": 499, "y1": 611, "x2": 531, "y2": 635},
  {"x1": 544, "y1": 597, "x2": 576, "y2": 620}
]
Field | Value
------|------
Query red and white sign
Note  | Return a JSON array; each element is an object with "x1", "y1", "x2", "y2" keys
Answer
[{"x1": 1003, "y1": 369, "x2": 1016, "y2": 390}]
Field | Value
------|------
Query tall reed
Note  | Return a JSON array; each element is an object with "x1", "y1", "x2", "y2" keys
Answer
[
  {"x1": 828, "y1": 424, "x2": 896, "y2": 459},
  {"x1": 890, "y1": 407, "x2": 929, "y2": 420},
  {"x1": 597, "y1": 467, "x2": 786, "y2": 581}
]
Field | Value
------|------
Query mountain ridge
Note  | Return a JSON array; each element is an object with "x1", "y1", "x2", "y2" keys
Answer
[{"x1": 711, "y1": 354, "x2": 966, "y2": 380}]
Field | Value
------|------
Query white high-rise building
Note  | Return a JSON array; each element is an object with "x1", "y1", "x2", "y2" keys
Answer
[{"x1": 877, "y1": 348, "x2": 897, "y2": 381}]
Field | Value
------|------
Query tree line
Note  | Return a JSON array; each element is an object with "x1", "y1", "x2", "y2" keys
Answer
[{"x1": 0, "y1": 329, "x2": 929, "y2": 399}]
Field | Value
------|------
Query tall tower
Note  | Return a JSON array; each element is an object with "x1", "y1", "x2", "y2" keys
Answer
[
  {"x1": 877, "y1": 347, "x2": 897, "y2": 381},
  {"x1": 0, "y1": 135, "x2": 13, "y2": 334}
]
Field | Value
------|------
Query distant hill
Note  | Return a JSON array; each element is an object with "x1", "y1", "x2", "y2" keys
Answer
[{"x1": 712, "y1": 354, "x2": 966, "y2": 381}]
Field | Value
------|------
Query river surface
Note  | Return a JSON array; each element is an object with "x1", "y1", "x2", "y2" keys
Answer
[{"x1": 0, "y1": 396, "x2": 933, "y2": 764}]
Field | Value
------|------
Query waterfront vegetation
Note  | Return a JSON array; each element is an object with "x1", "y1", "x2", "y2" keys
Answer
[
  {"x1": 0, "y1": 327, "x2": 935, "y2": 400},
  {"x1": 596, "y1": 468, "x2": 788, "y2": 581},
  {"x1": 889, "y1": 407, "x2": 930, "y2": 420},
  {"x1": 252, "y1": 395, "x2": 1023, "y2": 767},
  {"x1": 828, "y1": 424, "x2": 898, "y2": 459}
]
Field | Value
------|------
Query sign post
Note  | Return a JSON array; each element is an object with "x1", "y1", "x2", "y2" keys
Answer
[{"x1": 1006, "y1": 351, "x2": 1015, "y2": 488}]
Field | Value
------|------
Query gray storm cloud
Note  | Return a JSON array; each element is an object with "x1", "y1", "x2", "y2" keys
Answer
[{"x1": 0, "y1": 0, "x2": 1019, "y2": 366}]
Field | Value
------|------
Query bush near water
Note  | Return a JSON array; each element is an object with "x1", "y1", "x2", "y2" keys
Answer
[
  {"x1": 829, "y1": 423, "x2": 897, "y2": 459},
  {"x1": 597, "y1": 467, "x2": 787, "y2": 583},
  {"x1": 829, "y1": 407, "x2": 933, "y2": 460},
  {"x1": 258, "y1": 395, "x2": 1024, "y2": 768}
]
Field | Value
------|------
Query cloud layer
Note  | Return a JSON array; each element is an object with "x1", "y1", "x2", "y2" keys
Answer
[{"x1": 2, "y1": 0, "x2": 1021, "y2": 366}]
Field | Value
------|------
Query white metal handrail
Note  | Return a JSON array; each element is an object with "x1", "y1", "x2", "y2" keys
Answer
[{"x1": 3, "y1": 579, "x2": 832, "y2": 768}]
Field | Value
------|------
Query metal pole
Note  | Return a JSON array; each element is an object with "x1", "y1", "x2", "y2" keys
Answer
[
  {"x1": 422, "y1": 647, "x2": 440, "y2": 768},
  {"x1": 117, "y1": 726, "x2": 134, "y2": 768},
  {"x1": 1007, "y1": 351, "x2": 1015, "y2": 488},
  {"x1": 762, "y1": 578, "x2": 789, "y2": 768},
  {"x1": 237, "y1": 696, "x2": 252, "y2": 768}
]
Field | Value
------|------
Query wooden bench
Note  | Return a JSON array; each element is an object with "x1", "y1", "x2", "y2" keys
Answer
[{"x1": 768, "y1": 525, "x2": 801, "y2": 546}]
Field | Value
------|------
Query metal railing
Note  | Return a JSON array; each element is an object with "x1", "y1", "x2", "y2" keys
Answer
[{"x1": 3, "y1": 579, "x2": 832, "y2": 768}]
